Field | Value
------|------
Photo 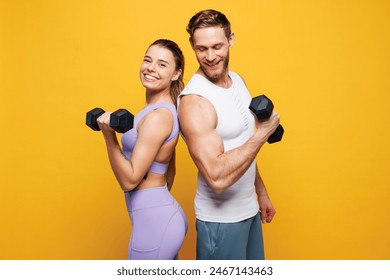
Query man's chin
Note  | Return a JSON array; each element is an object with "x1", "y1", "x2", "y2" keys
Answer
[{"x1": 201, "y1": 68, "x2": 223, "y2": 82}]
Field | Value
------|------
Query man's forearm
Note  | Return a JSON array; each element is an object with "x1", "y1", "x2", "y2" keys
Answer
[
  {"x1": 254, "y1": 163, "x2": 268, "y2": 197},
  {"x1": 203, "y1": 132, "x2": 268, "y2": 193}
]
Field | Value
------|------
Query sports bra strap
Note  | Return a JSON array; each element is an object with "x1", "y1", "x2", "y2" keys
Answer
[{"x1": 121, "y1": 102, "x2": 179, "y2": 175}]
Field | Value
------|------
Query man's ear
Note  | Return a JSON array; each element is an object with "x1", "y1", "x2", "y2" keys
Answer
[{"x1": 229, "y1": 32, "x2": 235, "y2": 47}]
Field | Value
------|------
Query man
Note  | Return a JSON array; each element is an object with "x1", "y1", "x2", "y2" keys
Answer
[{"x1": 177, "y1": 9, "x2": 281, "y2": 260}]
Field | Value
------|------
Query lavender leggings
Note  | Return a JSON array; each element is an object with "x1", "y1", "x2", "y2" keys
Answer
[{"x1": 124, "y1": 185, "x2": 187, "y2": 260}]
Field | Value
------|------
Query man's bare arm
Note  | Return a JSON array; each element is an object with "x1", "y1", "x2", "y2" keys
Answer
[
  {"x1": 178, "y1": 94, "x2": 279, "y2": 194},
  {"x1": 255, "y1": 164, "x2": 276, "y2": 223}
]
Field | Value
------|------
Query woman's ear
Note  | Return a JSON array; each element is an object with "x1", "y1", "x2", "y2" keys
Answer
[{"x1": 171, "y1": 69, "x2": 182, "y2": 81}]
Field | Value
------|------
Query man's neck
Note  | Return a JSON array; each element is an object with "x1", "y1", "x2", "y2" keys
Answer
[{"x1": 196, "y1": 68, "x2": 232, "y2": 89}]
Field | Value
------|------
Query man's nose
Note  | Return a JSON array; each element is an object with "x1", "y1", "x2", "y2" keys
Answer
[{"x1": 206, "y1": 49, "x2": 216, "y2": 61}]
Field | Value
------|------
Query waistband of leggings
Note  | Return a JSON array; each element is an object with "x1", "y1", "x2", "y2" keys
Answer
[{"x1": 124, "y1": 184, "x2": 174, "y2": 212}]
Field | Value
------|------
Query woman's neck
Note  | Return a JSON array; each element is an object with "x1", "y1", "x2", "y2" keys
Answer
[{"x1": 145, "y1": 88, "x2": 172, "y2": 106}]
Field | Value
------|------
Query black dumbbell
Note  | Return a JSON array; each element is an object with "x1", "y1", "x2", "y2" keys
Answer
[
  {"x1": 86, "y1": 108, "x2": 134, "y2": 133},
  {"x1": 249, "y1": 95, "x2": 284, "y2": 144}
]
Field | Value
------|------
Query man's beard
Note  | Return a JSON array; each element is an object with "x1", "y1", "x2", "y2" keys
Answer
[{"x1": 200, "y1": 55, "x2": 229, "y2": 83}]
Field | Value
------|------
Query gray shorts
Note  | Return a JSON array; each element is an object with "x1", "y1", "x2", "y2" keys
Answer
[{"x1": 196, "y1": 212, "x2": 264, "y2": 260}]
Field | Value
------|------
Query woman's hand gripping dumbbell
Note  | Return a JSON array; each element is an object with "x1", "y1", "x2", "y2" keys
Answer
[{"x1": 86, "y1": 108, "x2": 134, "y2": 133}]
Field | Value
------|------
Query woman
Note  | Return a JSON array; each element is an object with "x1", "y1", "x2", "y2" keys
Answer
[{"x1": 97, "y1": 39, "x2": 187, "y2": 260}]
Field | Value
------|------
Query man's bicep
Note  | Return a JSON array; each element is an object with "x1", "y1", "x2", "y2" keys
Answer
[
  {"x1": 179, "y1": 96, "x2": 224, "y2": 171},
  {"x1": 187, "y1": 127, "x2": 223, "y2": 164}
]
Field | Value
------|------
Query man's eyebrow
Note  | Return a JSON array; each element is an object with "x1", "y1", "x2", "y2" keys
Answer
[{"x1": 194, "y1": 42, "x2": 224, "y2": 49}]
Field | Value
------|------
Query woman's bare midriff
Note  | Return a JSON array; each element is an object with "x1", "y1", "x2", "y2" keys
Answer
[{"x1": 133, "y1": 172, "x2": 167, "y2": 191}]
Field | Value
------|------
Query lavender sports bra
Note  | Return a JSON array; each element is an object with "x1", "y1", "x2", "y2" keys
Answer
[{"x1": 121, "y1": 102, "x2": 179, "y2": 175}]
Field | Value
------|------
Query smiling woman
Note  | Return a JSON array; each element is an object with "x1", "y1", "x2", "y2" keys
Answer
[
  {"x1": 140, "y1": 41, "x2": 183, "y2": 101},
  {"x1": 96, "y1": 39, "x2": 187, "y2": 260}
]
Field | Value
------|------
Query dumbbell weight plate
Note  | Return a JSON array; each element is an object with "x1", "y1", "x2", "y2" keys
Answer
[
  {"x1": 110, "y1": 109, "x2": 134, "y2": 133},
  {"x1": 86, "y1": 108, "x2": 105, "y2": 131}
]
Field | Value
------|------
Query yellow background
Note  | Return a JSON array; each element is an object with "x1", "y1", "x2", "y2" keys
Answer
[{"x1": 1, "y1": 0, "x2": 389, "y2": 260}]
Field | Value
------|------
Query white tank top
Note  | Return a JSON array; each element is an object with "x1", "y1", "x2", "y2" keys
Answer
[{"x1": 178, "y1": 71, "x2": 259, "y2": 222}]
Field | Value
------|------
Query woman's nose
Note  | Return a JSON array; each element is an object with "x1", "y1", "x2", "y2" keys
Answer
[{"x1": 147, "y1": 62, "x2": 156, "y2": 72}]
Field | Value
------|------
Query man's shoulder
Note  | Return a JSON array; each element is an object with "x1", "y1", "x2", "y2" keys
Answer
[
  {"x1": 229, "y1": 70, "x2": 246, "y2": 83},
  {"x1": 183, "y1": 74, "x2": 209, "y2": 90},
  {"x1": 179, "y1": 74, "x2": 211, "y2": 103},
  {"x1": 179, "y1": 94, "x2": 213, "y2": 111}
]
